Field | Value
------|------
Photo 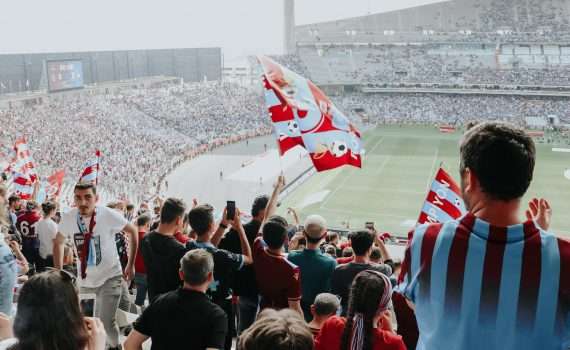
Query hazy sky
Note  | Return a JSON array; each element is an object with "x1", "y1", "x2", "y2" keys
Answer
[{"x1": 0, "y1": 0, "x2": 444, "y2": 59}]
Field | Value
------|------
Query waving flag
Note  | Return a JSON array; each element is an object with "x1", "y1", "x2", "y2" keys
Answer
[
  {"x1": 259, "y1": 56, "x2": 363, "y2": 172},
  {"x1": 11, "y1": 172, "x2": 34, "y2": 199},
  {"x1": 79, "y1": 150, "x2": 101, "y2": 184},
  {"x1": 47, "y1": 170, "x2": 65, "y2": 198},
  {"x1": 10, "y1": 137, "x2": 38, "y2": 183},
  {"x1": 417, "y1": 167, "x2": 467, "y2": 225}
]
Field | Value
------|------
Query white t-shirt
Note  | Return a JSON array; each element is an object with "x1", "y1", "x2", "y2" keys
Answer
[
  {"x1": 36, "y1": 218, "x2": 58, "y2": 259},
  {"x1": 59, "y1": 206, "x2": 128, "y2": 288}
]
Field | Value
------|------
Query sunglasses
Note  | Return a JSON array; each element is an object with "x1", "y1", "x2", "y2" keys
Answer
[{"x1": 45, "y1": 267, "x2": 77, "y2": 286}]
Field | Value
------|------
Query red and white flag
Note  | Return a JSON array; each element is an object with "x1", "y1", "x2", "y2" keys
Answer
[
  {"x1": 417, "y1": 167, "x2": 467, "y2": 225},
  {"x1": 10, "y1": 137, "x2": 38, "y2": 183},
  {"x1": 11, "y1": 172, "x2": 34, "y2": 199},
  {"x1": 78, "y1": 150, "x2": 101, "y2": 185},
  {"x1": 259, "y1": 56, "x2": 363, "y2": 172},
  {"x1": 46, "y1": 169, "x2": 65, "y2": 198}
]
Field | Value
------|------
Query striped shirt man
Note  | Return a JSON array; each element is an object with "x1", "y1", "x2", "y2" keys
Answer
[{"x1": 397, "y1": 213, "x2": 570, "y2": 350}]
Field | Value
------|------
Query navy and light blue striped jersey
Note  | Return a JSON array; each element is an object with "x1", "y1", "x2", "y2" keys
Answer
[{"x1": 397, "y1": 213, "x2": 570, "y2": 350}]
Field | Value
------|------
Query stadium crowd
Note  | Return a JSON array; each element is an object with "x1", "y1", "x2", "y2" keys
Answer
[
  {"x1": 295, "y1": 45, "x2": 570, "y2": 87},
  {"x1": 335, "y1": 93, "x2": 570, "y2": 127},
  {"x1": 0, "y1": 121, "x2": 568, "y2": 350},
  {"x1": 0, "y1": 82, "x2": 270, "y2": 202}
]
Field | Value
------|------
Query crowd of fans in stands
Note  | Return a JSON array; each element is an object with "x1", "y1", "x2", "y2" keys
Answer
[
  {"x1": 0, "y1": 82, "x2": 270, "y2": 202},
  {"x1": 0, "y1": 121, "x2": 567, "y2": 350}
]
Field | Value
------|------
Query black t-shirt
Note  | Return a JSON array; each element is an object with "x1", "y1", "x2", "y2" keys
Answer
[
  {"x1": 141, "y1": 231, "x2": 188, "y2": 303},
  {"x1": 219, "y1": 220, "x2": 260, "y2": 298},
  {"x1": 186, "y1": 240, "x2": 244, "y2": 303},
  {"x1": 134, "y1": 288, "x2": 228, "y2": 350},
  {"x1": 331, "y1": 262, "x2": 393, "y2": 315}
]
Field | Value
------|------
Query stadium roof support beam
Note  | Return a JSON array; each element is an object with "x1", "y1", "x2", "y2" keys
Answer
[{"x1": 284, "y1": 0, "x2": 296, "y2": 54}]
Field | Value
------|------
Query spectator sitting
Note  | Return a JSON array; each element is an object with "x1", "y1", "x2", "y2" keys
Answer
[
  {"x1": 287, "y1": 215, "x2": 337, "y2": 321},
  {"x1": 124, "y1": 249, "x2": 228, "y2": 350},
  {"x1": 0, "y1": 269, "x2": 106, "y2": 350},
  {"x1": 141, "y1": 198, "x2": 188, "y2": 303},
  {"x1": 315, "y1": 270, "x2": 405, "y2": 350},
  {"x1": 307, "y1": 293, "x2": 340, "y2": 337},
  {"x1": 331, "y1": 231, "x2": 393, "y2": 316},
  {"x1": 238, "y1": 309, "x2": 313, "y2": 350}
]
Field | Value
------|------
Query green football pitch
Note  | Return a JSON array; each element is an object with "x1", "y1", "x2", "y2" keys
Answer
[{"x1": 278, "y1": 125, "x2": 570, "y2": 237}]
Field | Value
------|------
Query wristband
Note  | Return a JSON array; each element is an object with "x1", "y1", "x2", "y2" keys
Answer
[{"x1": 219, "y1": 223, "x2": 228, "y2": 229}]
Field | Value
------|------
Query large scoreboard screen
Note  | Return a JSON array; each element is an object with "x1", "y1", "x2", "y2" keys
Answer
[{"x1": 46, "y1": 60, "x2": 84, "y2": 92}]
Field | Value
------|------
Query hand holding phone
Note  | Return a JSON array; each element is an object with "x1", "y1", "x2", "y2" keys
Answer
[{"x1": 226, "y1": 201, "x2": 236, "y2": 221}]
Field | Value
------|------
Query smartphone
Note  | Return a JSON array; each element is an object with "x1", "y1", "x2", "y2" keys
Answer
[
  {"x1": 79, "y1": 293, "x2": 97, "y2": 317},
  {"x1": 226, "y1": 201, "x2": 236, "y2": 221},
  {"x1": 365, "y1": 222, "x2": 375, "y2": 230}
]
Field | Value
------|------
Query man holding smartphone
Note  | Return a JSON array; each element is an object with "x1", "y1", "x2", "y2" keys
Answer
[
  {"x1": 187, "y1": 203, "x2": 253, "y2": 350},
  {"x1": 187, "y1": 201, "x2": 253, "y2": 350}
]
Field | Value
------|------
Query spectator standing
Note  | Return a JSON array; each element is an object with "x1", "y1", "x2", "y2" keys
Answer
[
  {"x1": 307, "y1": 293, "x2": 340, "y2": 337},
  {"x1": 124, "y1": 250, "x2": 228, "y2": 350},
  {"x1": 54, "y1": 182, "x2": 138, "y2": 350},
  {"x1": 287, "y1": 215, "x2": 337, "y2": 321},
  {"x1": 219, "y1": 195, "x2": 269, "y2": 333},
  {"x1": 398, "y1": 122, "x2": 569, "y2": 350},
  {"x1": 134, "y1": 214, "x2": 151, "y2": 308},
  {"x1": 140, "y1": 198, "x2": 187, "y2": 303},
  {"x1": 331, "y1": 230, "x2": 393, "y2": 315},
  {"x1": 315, "y1": 270, "x2": 405, "y2": 350},
  {"x1": 16, "y1": 201, "x2": 41, "y2": 271},
  {"x1": 187, "y1": 204, "x2": 253, "y2": 350},
  {"x1": 36, "y1": 201, "x2": 58, "y2": 272}
]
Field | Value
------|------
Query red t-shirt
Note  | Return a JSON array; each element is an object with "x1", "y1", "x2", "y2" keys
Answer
[
  {"x1": 135, "y1": 231, "x2": 147, "y2": 274},
  {"x1": 17, "y1": 211, "x2": 41, "y2": 239},
  {"x1": 253, "y1": 237, "x2": 301, "y2": 309},
  {"x1": 315, "y1": 316, "x2": 406, "y2": 350},
  {"x1": 336, "y1": 256, "x2": 354, "y2": 265},
  {"x1": 174, "y1": 231, "x2": 190, "y2": 244}
]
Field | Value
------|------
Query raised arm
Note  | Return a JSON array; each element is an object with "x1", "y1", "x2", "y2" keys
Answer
[
  {"x1": 53, "y1": 232, "x2": 67, "y2": 269},
  {"x1": 262, "y1": 175, "x2": 286, "y2": 225},
  {"x1": 232, "y1": 208, "x2": 252, "y2": 265},
  {"x1": 123, "y1": 223, "x2": 138, "y2": 282}
]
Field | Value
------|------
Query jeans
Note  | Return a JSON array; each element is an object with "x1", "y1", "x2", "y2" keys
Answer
[
  {"x1": 0, "y1": 250, "x2": 17, "y2": 316},
  {"x1": 80, "y1": 275, "x2": 122, "y2": 347},
  {"x1": 134, "y1": 273, "x2": 147, "y2": 307},
  {"x1": 238, "y1": 295, "x2": 259, "y2": 334}
]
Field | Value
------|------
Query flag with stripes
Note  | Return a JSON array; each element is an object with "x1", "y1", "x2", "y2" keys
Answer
[
  {"x1": 258, "y1": 55, "x2": 363, "y2": 172},
  {"x1": 11, "y1": 172, "x2": 34, "y2": 199},
  {"x1": 78, "y1": 150, "x2": 101, "y2": 185},
  {"x1": 417, "y1": 167, "x2": 466, "y2": 225},
  {"x1": 10, "y1": 137, "x2": 38, "y2": 183}
]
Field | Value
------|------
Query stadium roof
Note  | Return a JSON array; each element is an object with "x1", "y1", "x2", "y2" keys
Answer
[{"x1": 296, "y1": 0, "x2": 570, "y2": 38}]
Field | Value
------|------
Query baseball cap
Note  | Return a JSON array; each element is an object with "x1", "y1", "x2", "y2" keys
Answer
[{"x1": 304, "y1": 214, "x2": 327, "y2": 240}]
